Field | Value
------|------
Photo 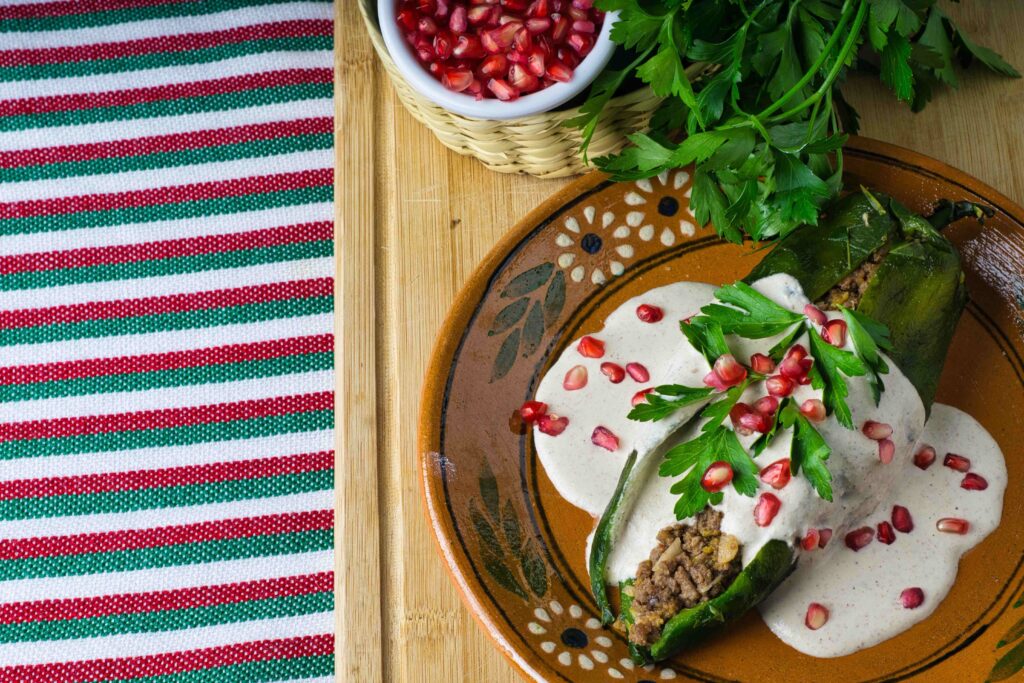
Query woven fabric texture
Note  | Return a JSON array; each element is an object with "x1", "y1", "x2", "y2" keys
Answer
[{"x1": 0, "y1": 1, "x2": 335, "y2": 680}]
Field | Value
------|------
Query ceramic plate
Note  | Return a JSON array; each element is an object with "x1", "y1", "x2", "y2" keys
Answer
[{"x1": 418, "y1": 137, "x2": 1024, "y2": 682}]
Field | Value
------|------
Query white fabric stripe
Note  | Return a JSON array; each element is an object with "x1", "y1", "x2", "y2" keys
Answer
[
  {"x1": 1, "y1": 367, "x2": 333, "y2": 422},
  {"x1": 0, "y1": 202, "x2": 333, "y2": 257},
  {"x1": 0, "y1": 550, "x2": 333, "y2": 603},
  {"x1": 0, "y1": 312, "x2": 333, "y2": 366},
  {"x1": 0, "y1": 429, "x2": 333, "y2": 481},
  {"x1": 0, "y1": 50, "x2": 330, "y2": 100},
  {"x1": 0, "y1": 612, "x2": 334, "y2": 666},
  {"x1": 2, "y1": 3, "x2": 332, "y2": 49},
  {"x1": 1, "y1": 149, "x2": 332, "y2": 199},
  {"x1": 0, "y1": 257, "x2": 332, "y2": 311},
  {"x1": 0, "y1": 494, "x2": 331, "y2": 540},
  {"x1": 0, "y1": 98, "x2": 333, "y2": 152}
]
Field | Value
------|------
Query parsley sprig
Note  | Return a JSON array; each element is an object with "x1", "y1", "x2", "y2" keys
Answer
[{"x1": 573, "y1": 0, "x2": 1018, "y2": 244}]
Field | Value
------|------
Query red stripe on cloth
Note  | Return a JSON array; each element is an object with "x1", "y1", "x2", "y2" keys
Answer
[
  {"x1": 0, "y1": 277, "x2": 332, "y2": 330},
  {"x1": 0, "y1": 392, "x2": 333, "y2": 443},
  {"x1": 0, "y1": 634, "x2": 333, "y2": 682},
  {"x1": 0, "y1": 334, "x2": 333, "y2": 385},
  {"x1": 0, "y1": 168, "x2": 332, "y2": 220},
  {"x1": 0, "y1": 69, "x2": 332, "y2": 117},
  {"x1": 0, "y1": 118, "x2": 332, "y2": 169},
  {"x1": 0, "y1": 221, "x2": 333, "y2": 275},
  {"x1": 0, "y1": 0, "x2": 188, "y2": 21},
  {"x1": 0, "y1": 20, "x2": 333, "y2": 67},
  {"x1": 0, "y1": 571, "x2": 332, "y2": 624},
  {"x1": 0, "y1": 451, "x2": 334, "y2": 501},
  {"x1": 0, "y1": 509, "x2": 332, "y2": 560}
]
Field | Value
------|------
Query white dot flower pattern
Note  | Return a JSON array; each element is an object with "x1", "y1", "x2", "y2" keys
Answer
[
  {"x1": 556, "y1": 171, "x2": 696, "y2": 286},
  {"x1": 526, "y1": 600, "x2": 679, "y2": 680}
]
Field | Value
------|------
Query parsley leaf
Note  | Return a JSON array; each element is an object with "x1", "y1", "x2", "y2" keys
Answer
[
  {"x1": 659, "y1": 426, "x2": 759, "y2": 520},
  {"x1": 806, "y1": 325, "x2": 867, "y2": 429},
  {"x1": 700, "y1": 282, "x2": 804, "y2": 338},
  {"x1": 782, "y1": 404, "x2": 834, "y2": 501},
  {"x1": 628, "y1": 384, "x2": 715, "y2": 422},
  {"x1": 679, "y1": 317, "x2": 730, "y2": 366},
  {"x1": 752, "y1": 397, "x2": 791, "y2": 456},
  {"x1": 842, "y1": 307, "x2": 891, "y2": 405}
]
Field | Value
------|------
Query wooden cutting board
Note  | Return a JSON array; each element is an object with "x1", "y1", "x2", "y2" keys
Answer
[{"x1": 336, "y1": 3, "x2": 1024, "y2": 681}]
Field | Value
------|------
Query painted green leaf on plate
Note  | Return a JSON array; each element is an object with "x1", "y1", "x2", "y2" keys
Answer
[
  {"x1": 520, "y1": 301, "x2": 545, "y2": 358},
  {"x1": 501, "y1": 262, "x2": 554, "y2": 298},
  {"x1": 489, "y1": 298, "x2": 530, "y2": 336},
  {"x1": 491, "y1": 328, "x2": 520, "y2": 382}
]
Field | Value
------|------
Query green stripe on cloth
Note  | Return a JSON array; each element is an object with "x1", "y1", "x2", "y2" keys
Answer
[
  {"x1": 0, "y1": 352, "x2": 333, "y2": 402},
  {"x1": 0, "y1": 0, "x2": 330, "y2": 33},
  {"x1": 1, "y1": 185, "x2": 332, "y2": 236},
  {"x1": 0, "y1": 591, "x2": 333, "y2": 643},
  {"x1": 0, "y1": 82, "x2": 332, "y2": 132},
  {"x1": 1, "y1": 239, "x2": 333, "y2": 291},
  {"x1": 111, "y1": 654, "x2": 335, "y2": 683},
  {"x1": 0, "y1": 469, "x2": 333, "y2": 521},
  {"x1": 0, "y1": 36, "x2": 332, "y2": 83},
  {"x1": 0, "y1": 529, "x2": 332, "y2": 580},
  {"x1": 1, "y1": 296, "x2": 333, "y2": 347},
  {"x1": 0, "y1": 133, "x2": 333, "y2": 184},
  {"x1": 0, "y1": 410, "x2": 334, "y2": 460}
]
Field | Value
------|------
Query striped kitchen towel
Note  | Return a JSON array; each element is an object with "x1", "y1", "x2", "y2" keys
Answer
[{"x1": 0, "y1": 1, "x2": 334, "y2": 681}]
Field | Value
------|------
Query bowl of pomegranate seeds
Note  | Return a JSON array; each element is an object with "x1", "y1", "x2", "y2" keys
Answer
[{"x1": 380, "y1": 0, "x2": 617, "y2": 119}]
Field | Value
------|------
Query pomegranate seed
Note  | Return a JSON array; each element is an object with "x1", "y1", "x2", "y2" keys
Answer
[
  {"x1": 730, "y1": 403, "x2": 754, "y2": 435},
  {"x1": 449, "y1": 4, "x2": 467, "y2": 31},
  {"x1": 779, "y1": 358, "x2": 806, "y2": 381},
  {"x1": 862, "y1": 421, "x2": 893, "y2": 440},
  {"x1": 506, "y1": 48, "x2": 527, "y2": 64},
  {"x1": 509, "y1": 63, "x2": 540, "y2": 92},
  {"x1": 513, "y1": 26, "x2": 533, "y2": 53},
  {"x1": 453, "y1": 34, "x2": 485, "y2": 58},
  {"x1": 818, "y1": 528, "x2": 833, "y2": 548},
  {"x1": 479, "y1": 53, "x2": 507, "y2": 77},
  {"x1": 944, "y1": 453, "x2": 971, "y2": 472},
  {"x1": 765, "y1": 375, "x2": 795, "y2": 397},
  {"x1": 526, "y1": 0, "x2": 549, "y2": 16},
  {"x1": 525, "y1": 46, "x2": 546, "y2": 76},
  {"x1": 800, "y1": 399, "x2": 826, "y2": 422},
  {"x1": 487, "y1": 77, "x2": 519, "y2": 99},
  {"x1": 703, "y1": 371, "x2": 730, "y2": 392},
  {"x1": 797, "y1": 360, "x2": 814, "y2": 384},
  {"x1": 418, "y1": 16, "x2": 439, "y2": 35},
  {"x1": 713, "y1": 354, "x2": 747, "y2": 386},
  {"x1": 572, "y1": 19, "x2": 595, "y2": 32},
  {"x1": 518, "y1": 400, "x2": 547, "y2": 422},
  {"x1": 739, "y1": 410, "x2": 770, "y2": 433},
  {"x1": 550, "y1": 14, "x2": 570, "y2": 41},
  {"x1": 750, "y1": 353, "x2": 775, "y2": 374},
  {"x1": 804, "y1": 304, "x2": 827, "y2": 325},
  {"x1": 434, "y1": 30, "x2": 455, "y2": 59},
  {"x1": 625, "y1": 362, "x2": 649, "y2": 383},
  {"x1": 466, "y1": 78, "x2": 483, "y2": 97},
  {"x1": 600, "y1": 362, "x2": 625, "y2": 384},
  {"x1": 801, "y1": 529, "x2": 820, "y2": 551},
  {"x1": 536, "y1": 414, "x2": 568, "y2": 436},
  {"x1": 571, "y1": 0, "x2": 592, "y2": 8},
  {"x1": 567, "y1": 32, "x2": 593, "y2": 53},
  {"x1": 805, "y1": 603, "x2": 829, "y2": 630},
  {"x1": 577, "y1": 335, "x2": 604, "y2": 358},
  {"x1": 937, "y1": 517, "x2": 970, "y2": 534},
  {"x1": 467, "y1": 5, "x2": 493, "y2": 24},
  {"x1": 545, "y1": 60, "x2": 573, "y2": 82},
  {"x1": 786, "y1": 345, "x2": 808, "y2": 362},
  {"x1": 821, "y1": 319, "x2": 848, "y2": 347},
  {"x1": 591, "y1": 426, "x2": 619, "y2": 451},
  {"x1": 417, "y1": 0, "x2": 437, "y2": 14},
  {"x1": 701, "y1": 461, "x2": 734, "y2": 493},
  {"x1": 962, "y1": 473, "x2": 989, "y2": 490},
  {"x1": 563, "y1": 365, "x2": 587, "y2": 391},
  {"x1": 878, "y1": 439, "x2": 895, "y2": 464},
  {"x1": 845, "y1": 526, "x2": 874, "y2": 551},
  {"x1": 877, "y1": 521, "x2": 896, "y2": 545},
  {"x1": 892, "y1": 505, "x2": 914, "y2": 533},
  {"x1": 913, "y1": 445, "x2": 936, "y2": 470},
  {"x1": 398, "y1": 8, "x2": 418, "y2": 30},
  {"x1": 525, "y1": 17, "x2": 551, "y2": 33},
  {"x1": 427, "y1": 61, "x2": 442, "y2": 74},
  {"x1": 754, "y1": 396, "x2": 779, "y2": 417},
  {"x1": 486, "y1": 21, "x2": 521, "y2": 51},
  {"x1": 504, "y1": 0, "x2": 528, "y2": 10},
  {"x1": 754, "y1": 492, "x2": 782, "y2": 527},
  {"x1": 435, "y1": 0, "x2": 449, "y2": 17},
  {"x1": 441, "y1": 67, "x2": 474, "y2": 91},
  {"x1": 557, "y1": 47, "x2": 580, "y2": 68},
  {"x1": 567, "y1": 6, "x2": 586, "y2": 20},
  {"x1": 631, "y1": 388, "x2": 654, "y2": 407},
  {"x1": 759, "y1": 459, "x2": 792, "y2": 489},
  {"x1": 900, "y1": 587, "x2": 925, "y2": 609},
  {"x1": 636, "y1": 304, "x2": 664, "y2": 323}
]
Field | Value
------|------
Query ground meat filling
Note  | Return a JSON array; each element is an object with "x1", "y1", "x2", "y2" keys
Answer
[
  {"x1": 626, "y1": 509, "x2": 741, "y2": 647},
  {"x1": 817, "y1": 248, "x2": 885, "y2": 310}
]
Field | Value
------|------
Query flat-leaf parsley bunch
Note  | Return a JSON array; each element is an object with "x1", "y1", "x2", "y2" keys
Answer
[{"x1": 570, "y1": 0, "x2": 1018, "y2": 243}]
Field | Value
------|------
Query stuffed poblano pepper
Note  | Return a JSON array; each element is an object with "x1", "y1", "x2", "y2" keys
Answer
[{"x1": 575, "y1": 190, "x2": 978, "y2": 662}]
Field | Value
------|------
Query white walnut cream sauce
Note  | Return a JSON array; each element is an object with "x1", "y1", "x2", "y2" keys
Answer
[{"x1": 532, "y1": 275, "x2": 1007, "y2": 658}]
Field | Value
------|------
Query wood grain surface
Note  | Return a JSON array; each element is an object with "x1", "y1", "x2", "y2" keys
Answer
[{"x1": 337, "y1": 4, "x2": 1024, "y2": 681}]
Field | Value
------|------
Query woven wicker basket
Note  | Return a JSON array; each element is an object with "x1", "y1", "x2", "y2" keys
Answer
[{"x1": 358, "y1": 0, "x2": 663, "y2": 178}]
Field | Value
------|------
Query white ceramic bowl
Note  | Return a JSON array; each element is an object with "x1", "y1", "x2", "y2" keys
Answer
[{"x1": 378, "y1": 1, "x2": 618, "y2": 120}]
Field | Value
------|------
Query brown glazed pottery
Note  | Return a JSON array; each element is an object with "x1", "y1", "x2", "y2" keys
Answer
[{"x1": 418, "y1": 137, "x2": 1024, "y2": 682}]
